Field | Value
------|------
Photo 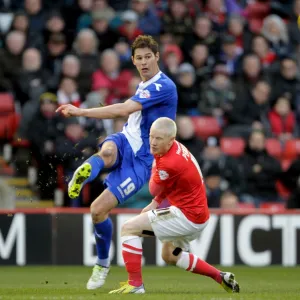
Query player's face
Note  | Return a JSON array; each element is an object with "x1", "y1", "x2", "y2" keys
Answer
[
  {"x1": 132, "y1": 47, "x2": 159, "y2": 82},
  {"x1": 150, "y1": 128, "x2": 174, "y2": 156}
]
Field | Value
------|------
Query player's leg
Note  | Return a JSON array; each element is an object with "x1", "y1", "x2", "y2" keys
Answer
[
  {"x1": 88, "y1": 142, "x2": 151, "y2": 291},
  {"x1": 86, "y1": 189, "x2": 118, "y2": 290},
  {"x1": 68, "y1": 140, "x2": 118, "y2": 199},
  {"x1": 109, "y1": 212, "x2": 153, "y2": 294},
  {"x1": 161, "y1": 240, "x2": 240, "y2": 293}
]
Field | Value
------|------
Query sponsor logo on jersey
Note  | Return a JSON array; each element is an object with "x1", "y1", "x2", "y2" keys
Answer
[
  {"x1": 139, "y1": 89, "x2": 151, "y2": 98},
  {"x1": 158, "y1": 170, "x2": 169, "y2": 180}
]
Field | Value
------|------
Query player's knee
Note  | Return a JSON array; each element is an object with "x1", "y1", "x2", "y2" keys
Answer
[
  {"x1": 162, "y1": 247, "x2": 177, "y2": 265},
  {"x1": 100, "y1": 145, "x2": 117, "y2": 166},
  {"x1": 121, "y1": 220, "x2": 135, "y2": 236},
  {"x1": 90, "y1": 201, "x2": 107, "y2": 222}
]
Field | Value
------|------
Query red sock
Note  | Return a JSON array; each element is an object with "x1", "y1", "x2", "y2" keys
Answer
[
  {"x1": 177, "y1": 252, "x2": 222, "y2": 284},
  {"x1": 122, "y1": 237, "x2": 143, "y2": 287}
]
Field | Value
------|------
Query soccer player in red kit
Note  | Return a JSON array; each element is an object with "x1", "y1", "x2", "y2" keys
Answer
[{"x1": 109, "y1": 117, "x2": 240, "y2": 294}]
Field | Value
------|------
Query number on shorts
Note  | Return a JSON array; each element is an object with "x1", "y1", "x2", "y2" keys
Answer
[{"x1": 120, "y1": 177, "x2": 136, "y2": 195}]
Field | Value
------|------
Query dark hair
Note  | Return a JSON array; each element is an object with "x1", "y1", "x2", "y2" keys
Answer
[{"x1": 131, "y1": 35, "x2": 159, "y2": 57}]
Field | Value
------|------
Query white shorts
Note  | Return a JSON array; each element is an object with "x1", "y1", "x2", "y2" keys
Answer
[{"x1": 147, "y1": 206, "x2": 209, "y2": 251}]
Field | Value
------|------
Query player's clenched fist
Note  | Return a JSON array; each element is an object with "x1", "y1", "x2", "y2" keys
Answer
[{"x1": 56, "y1": 104, "x2": 83, "y2": 117}]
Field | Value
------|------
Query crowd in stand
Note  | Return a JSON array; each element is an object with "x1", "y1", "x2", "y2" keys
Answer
[{"x1": 1, "y1": 0, "x2": 300, "y2": 209}]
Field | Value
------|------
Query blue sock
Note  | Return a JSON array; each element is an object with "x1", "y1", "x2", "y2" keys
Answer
[
  {"x1": 94, "y1": 218, "x2": 113, "y2": 267},
  {"x1": 84, "y1": 155, "x2": 105, "y2": 184}
]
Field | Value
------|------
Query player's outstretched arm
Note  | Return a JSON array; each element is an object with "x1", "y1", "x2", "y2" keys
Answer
[{"x1": 56, "y1": 100, "x2": 142, "y2": 119}]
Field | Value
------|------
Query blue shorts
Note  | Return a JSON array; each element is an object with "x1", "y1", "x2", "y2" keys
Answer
[{"x1": 99, "y1": 133, "x2": 152, "y2": 204}]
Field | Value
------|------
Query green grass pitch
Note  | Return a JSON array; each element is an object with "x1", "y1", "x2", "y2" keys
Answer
[{"x1": 0, "y1": 266, "x2": 299, "y2": 300}]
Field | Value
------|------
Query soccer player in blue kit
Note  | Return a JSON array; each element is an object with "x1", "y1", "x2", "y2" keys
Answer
[{"x1": 56, "y1": 35, "x2": 178, "y2": 289}]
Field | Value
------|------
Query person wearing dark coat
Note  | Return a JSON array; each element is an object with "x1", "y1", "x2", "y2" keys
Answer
[{"x1": 239, "y1": 130, "x2": 282, "y2": 207}]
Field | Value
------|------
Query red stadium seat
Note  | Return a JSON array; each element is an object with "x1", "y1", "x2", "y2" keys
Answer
[
  {"x1": 282, "y1": 139, "x2": 300, "y2": 160},
  {"x1": 276, "y1": 180, "x2": 291, "y2": 200},
  {"x1": 281, "y1": 159, "x2": 293, "y2": 171},
  {"x1": 220, "y1": 137, "x2": 245, "y2": 157},
  {"x1": 191, "y1": 116, "x2": 222, "y2": 139},
  {"x1": 0, "y1": 93, "x2": 14, "y2": 113},
  {"x1": 259, "y1": 202, "x2": 285, "y2": 211},
  {"x1": 265, "y1": 138, "x2": 282, "y2": 159},
  {"x1": 238, "y1": 202, "x2": 255, "y2": 209},
  {"x1": 0, "y1": 93, "x2": 18, "y2": 141}
]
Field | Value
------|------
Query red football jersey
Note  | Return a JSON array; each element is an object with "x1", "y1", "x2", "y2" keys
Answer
[{"x1": 149, "y1": 141, "x2": 209, "y2": 224}]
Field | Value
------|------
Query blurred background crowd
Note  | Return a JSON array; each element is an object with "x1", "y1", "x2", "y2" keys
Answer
[{"x1": 1, "y1": 0, "x2": 300, "y2": 210}]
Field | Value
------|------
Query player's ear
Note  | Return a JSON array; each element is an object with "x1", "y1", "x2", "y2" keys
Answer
[
  {"x1": 131, "y1": 56, "x2": 135, "y2": 66},
  {"x1": 155, "y1": 52, "x2": 160, "y2": 62}
]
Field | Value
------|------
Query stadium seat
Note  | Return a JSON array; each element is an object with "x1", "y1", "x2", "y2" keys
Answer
[
  {"x1": 282, "y1": 139, "x2": 300, "y2": 160},
  {"x1": 237, "y1": 202, "x2": 255, "y2": 209},
  {"x1": 276, "y1": 180, "x2": 291, "y2": 200},
  {"x1": 281, "y1": 159, "x2": 293, "y2": 171},
  {"x1": 265, "y1": 138, "x2": 282, "y2": 159},
  {"x1": 220, "y1": 137, "x2": 245, "y2": 157},
  {"x1": 259, "y1": 202, "x2": 286, "y2": 211},
  {"x1": 0, "y1": 93, "x2": 18, "y2": 141},
  {"x1": 191, "y1": 116, "x2": 222, "y2": 139}
]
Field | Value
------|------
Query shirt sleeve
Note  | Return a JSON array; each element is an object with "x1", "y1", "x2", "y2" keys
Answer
[{"x1": 130, "y1": 82, "x2": 169, "y2": 109}]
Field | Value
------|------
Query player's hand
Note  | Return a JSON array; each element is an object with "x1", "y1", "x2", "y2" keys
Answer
[
  {"x1": 56, "y1": 104, "x2": 83, "y2": 117},
  {"x1": 141, "y1": 200, "x2": 159, "y2": 214}
]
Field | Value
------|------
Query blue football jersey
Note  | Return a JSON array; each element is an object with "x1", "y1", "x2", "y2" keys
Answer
[{"x1": 122, "y1": 71, "x2": 178, "y2": 156}]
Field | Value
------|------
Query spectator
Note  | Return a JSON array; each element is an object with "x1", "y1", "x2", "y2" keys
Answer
[
  {"x1": 43, "y1": 33, "x2": 67, "y2": 84},
  {"x1": 9, "y1": 10, "x2": 43, "y2": 49},
  {"x1": 57, "y1": 77, "x2": 81, "y2": 107},
  {"x1": 176, "y1": 63, "x2": 201, "y2": 116},
  {"x1": 203, "y1": 0, "x2": 228, "y2": 30},
  {"x1": 234, "y1": 53, "x2": 267, "y2": 100},
  {"x1": 24, "y1": 0, "x2": 45, "y2": 33},
  {"x1": 226, "y1": 80, "x2": 271, "y2": 137},
  {"x1": 200, "y1": 136, "x2": 244, "y2": 196},
  {"x1": 240, "y1": 130, "x2": 282, "y2": 207},
  {"x1": 220, "y1": 191, "x2": 239, "y2": 209},
  {"x1": 199, "y1": 64, "x2": 236, "y2": 126},
  {"x1": 268, "y1": 92, "x2": 296, "y2": 142},
  {"x1": 79, "y1": 91, "x2": 106, "y2": 142},
  {"x1": 55, "y1": 117, "x2": 99, "y2": 206},
  {"x1": 176, "y1": 115, "x2": 204, "y2": 163},
  {"x1": 92, "y1": 49, "x2": 133, "y2": 105},
  {"x1": 26, "y1": 92, "x2": 65, "y2": 199},
  {"x1": 77, "y1": 0, "x2": 115, "y2": 33},
  {"x1": 90, "y1": 11, "x2": 120, "y2": 52},
  {"x1": 288, "y1": 0, "x2": 300, "y2": 52},
  {"x1": 72, "y1": 29, "x2": 99, "y2": 98},
  {"x1": 161, "y1": 0, "x2": 193, "y2": 46},
  {"x1": 161, "y1": 43, "x2": 183, "y2": 81},
  {"x1": 270, "y1": 55, "x2": 300, "y2": 107},
  {"x1": 243, "y1": 0, "x2": 271, "y2": 34},
  {"x1": 189, "y1": 43, "x2": 213, "y2": 85},
  {"x1": 205, "y1": 164, "x2": 225, "y2": 208},
  {"x1": 16, "y1": 47, "x2": 50, "y2": 106},
  {"x1": 118, "y1": 10, "x2": 143, "y2": 43},
  {"x1": 0, "y1": 30, "x2": 25, "y2": 92},
  {"x1": 279, "y1": 158, "x2": 300, "y2": 208},
  {"x1": 219, "y1": 34, "x2": 243, "y2": 76},
  {"x1": 130, "y1": 0, "x2": 161, "y2": 35},
  {"x1": 227, "y1": 14, "x2": 252, "y2": 53},
  {"x1": 261, "y1": 14, "x2": 290, "y2": 57},
  {"x1": 251, "y1": 34, "x2": 277, "y2": 68},
  {"x1": 43, "y1": 11, "x2": 69, "y2": 47},
  {"x1": 182, "y1": 14, "x2": 219, "y2": 59}
]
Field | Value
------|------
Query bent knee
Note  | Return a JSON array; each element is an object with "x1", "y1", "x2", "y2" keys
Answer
[
  {"x1": 121, "y1": 220, "x2": 138, "y2": 236},
  {"x1": 162, "y1": 252, "x2": 177, "y2": 265},
  {"x1": 90, "y1": 201, "x2": 108, "y2": 221}
]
